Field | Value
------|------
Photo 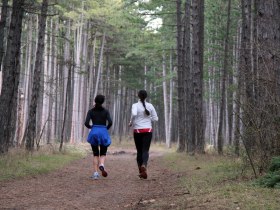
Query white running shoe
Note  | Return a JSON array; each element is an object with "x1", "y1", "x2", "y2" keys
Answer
[{"x1": 91, "y1": 172, "x2": 100, "y2": 180}]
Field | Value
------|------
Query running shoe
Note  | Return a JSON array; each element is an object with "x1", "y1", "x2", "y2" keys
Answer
[
  {"x1": 99, "y1": 165, "x2": 108, "y2": 177},
  {"x1": 91, "y1": 172, "x2": 100, "y2": 180},
  {"x1": 139, "y1": 166, "x2": 147, "y2": 179}
]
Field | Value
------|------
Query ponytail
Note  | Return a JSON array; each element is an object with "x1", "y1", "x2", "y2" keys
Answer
[
  {"x1": 141, "y1": 99, "x2": 150, "y2": 116},
  {"x1": 138, "y1": 90, "x2": 150, "y2": 116}
]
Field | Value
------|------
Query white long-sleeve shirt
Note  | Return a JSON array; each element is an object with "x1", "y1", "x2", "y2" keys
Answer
[{"x1": 130, "y1": 100, "x2": 158, "y2": 129}]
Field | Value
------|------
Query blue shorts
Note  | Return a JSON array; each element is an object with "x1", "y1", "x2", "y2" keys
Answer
[{"x1": 87, "y1": 125, "x2": 111, "y2": 146}]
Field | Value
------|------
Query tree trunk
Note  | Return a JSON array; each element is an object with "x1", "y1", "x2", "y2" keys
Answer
[
  {"x1": 63, "y1": 20, "x2": 73, "y2": 143},
  {"x1": 60, "y1": 57, "x2": 72, "y2": 151},
  {"x1": 183, "y1": 0, "x2": 193, "y2": 153},
  {"x1": 0, "y1": 0, "x2": 25, "y2": 153},
  {"x1": 94, "y1": 33, "x2": 106, "y2": 98},
  {"x1": 162, "y1": 52, "x2": 170, "y2": 147},
  {"x1": 234, "y1": 25, "x2": 242, "y2": 156},
  {"x1": 21, "y1": 15, "x2": 34, "y2": 147},
  {"x1": 25, "y1": 0, "x2": 48, "y2": 151},
  {"x1": 0, "y1": 0, "x2": 8, "y2": 71},
  {"x1": 241, "y1": 0, "x2": 254, "y2": 151},
  {"x1": 168, "y1": 52, "x2": 174, "y2": 147},
  {"x1": 192, "y1": 0, "x2": 205, "y2": 153},
  {"x1": 176, "y1": 0, "x2": 185, "y2": 152},
  {"x1": 217, "y1": 0, "x2": 232, "y2": 154},
  {"x1": 88, "y1": 35, "x2": 96, "y2": 109},
  {"x1": 256, "y1": 0, "x2": 280, "y2": 158}
]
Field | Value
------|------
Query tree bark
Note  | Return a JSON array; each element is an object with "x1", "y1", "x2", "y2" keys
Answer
[
  {"x1": 241, "y1": 0, "x2": 254, "y2": 151},
  {"x1": 183, "y1": 0, "x2": 193, "y2": 153},
  {"x1": 217, "y1": 0, "x2": 232, "y2": 154},
  {"x1": 192, "y1": 0, "x2": 205, "y2": 153},
  {"x1": 0, "y1": 0, "x2": 25, "y2": 153},
  {"x1": 162, "y1": 52, "x2": 170, "y2": 147},
  {"x1": 176, "y1": 0, "x2": 185, "y2": 152},
  {"x1": 0, "y1": 0, "x2": 8, "y2": 71},
  {"x1": 60, "y1": 58, "x2": 72, "y2": 151},
  {"x1": 234, "y1": 25, "x2": 242, "y2": 156},
  {"x1": 25, "y1": 0, "x2": 48, "y2": 151},
  {"x1": 168, "y1": 52, "x2": 174, "y2": 148},
  {"x1": 94, "y1": 33, "x2": 106, "y2": 98},
  {"x1": 256, "y1": 0, "x2": 280, "y2": 157}
]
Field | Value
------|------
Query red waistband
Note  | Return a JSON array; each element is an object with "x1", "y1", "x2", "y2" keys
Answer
[{"x1": 134, "y1": 128, "x2": 153, "y2": 133}]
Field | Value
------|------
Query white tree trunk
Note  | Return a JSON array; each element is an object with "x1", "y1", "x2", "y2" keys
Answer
[
  {"x1": 88, "y1": 35, "x2": 96, "y2": 109},
  {"x1": 80, "y1": 23, "x2": 89, "y2": 140},
  {"x1": 94, "y1": 33, "x2": 106, "y2": 97},
  {"x1": 162, "y1": 52, "x2": 170, "y2": 147},
  {"x1": 168, "y1": 52, "x2": 174, "y2": 147},
  {"x1": 71, "y1": 17, "x2": 83, "y2": 142}
]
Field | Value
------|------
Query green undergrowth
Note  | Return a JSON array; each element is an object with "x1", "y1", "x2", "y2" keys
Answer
[
  {"x1": 0, "y1": 144, "x2": 88, "y2": 181},
  {"x1": 255, "y1": 156, "x2": 280, "y2": 189},
  {"x1": 163, "y1": 152, "x2": 280, "y2": 210}
]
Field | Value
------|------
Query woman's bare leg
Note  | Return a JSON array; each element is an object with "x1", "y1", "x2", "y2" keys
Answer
[
  {"x1": 99, "y1": 155, "x2": 106, "y2": 166},
  {"x1": 93, "y1": 156, "x2": 99, "y2": 172}
]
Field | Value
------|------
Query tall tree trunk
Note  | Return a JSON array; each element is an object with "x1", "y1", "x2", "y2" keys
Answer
[
  {"x1": 217, "y1": 0, "x2": 232, "y2": 154},
  {"x1": 94, "y1": 33, "x2": 106, "y2": 98},
  {"x1": 60, "y1": 58, "x2": 72, "y2": 151},
  {"x1": 241, "y1": 0, "x2": 254, "y2": 151},
  {"x1": 0, "y1": 0, "x2": 8, "y2": 71},
  {"x1": 80, "y1": 22, "x2": 89, "y2": 140},
  {"x1": 162, "y1": 52, "x2": 170, "y2": 147},
  {"x1": 63, "y1": 20, "x2": 73, "y2": 143},
  {"x1": 234, "y1": 25, "x2": 242, "y2": 156},
  {"x1": 25, "y1": 0, "x2": 48, "y2": 151},
  {"x1": 192, "y1": 0, "x2": 205, "y2": 153},
  {"x1": 168, "y1": 52, "x2": 174, "y2": 147},
  {"x1": 0, "y1": 0, "x2": 25, "y2": 153},
  {"x1": 21, "y1": 15, "x2": 35, "y2": 147},
  {"x1": 71, "y1": 18, "x2": 83, "y2": 142},
  {"x1": 176, "y1": 0, "x2": 185, "y2": 152},
  {"x1": 183, "y1": 0, "x2": 193, "y2": 153},
  {"x1": 256, "y1": 0, "x2": 280, "y2": 158},
  {"x1": 88, "y1": 35, "x2": 96, "y2": 109},
  {"x1": 46, "y1": 19, "x2": 54, "y2": 144}
]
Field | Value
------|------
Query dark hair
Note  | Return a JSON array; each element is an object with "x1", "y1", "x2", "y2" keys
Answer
[
  {"x1": 138, "y1": 90, "x2": 150, "y2": 116},
  {"x1": 94, "y1": 95, "x2": 105, "y2": 110}
]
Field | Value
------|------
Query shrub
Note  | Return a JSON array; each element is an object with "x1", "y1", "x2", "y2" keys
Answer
[{"x1": 255, "y1": 156, "x2": 280, "y2": 188}]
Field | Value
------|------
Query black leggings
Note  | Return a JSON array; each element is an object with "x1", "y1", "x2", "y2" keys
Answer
[
  {"x1": 133, "y1": 132, "x2": 152, "y2": 167},
  {"x1": 91, "y1": 145, "x2": 108, "y2": 156}
]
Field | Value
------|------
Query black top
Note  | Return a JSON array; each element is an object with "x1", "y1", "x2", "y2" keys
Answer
[{"x1": 84, "y1": 107, "x2": 113, "y2": 130}]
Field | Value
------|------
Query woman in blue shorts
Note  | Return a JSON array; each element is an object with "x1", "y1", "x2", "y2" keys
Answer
[{"x1": 85, "y1": 95, "x2": 112, "y2": 179}]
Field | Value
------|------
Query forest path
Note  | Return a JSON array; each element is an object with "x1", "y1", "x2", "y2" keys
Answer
[{"x1": 0, "y1": 148, "x2": 188, "y2": 210}]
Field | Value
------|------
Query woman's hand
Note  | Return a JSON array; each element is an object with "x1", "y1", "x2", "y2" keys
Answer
[{"x1": 128, "y1": 121, "x2": 132, "y2": 127}]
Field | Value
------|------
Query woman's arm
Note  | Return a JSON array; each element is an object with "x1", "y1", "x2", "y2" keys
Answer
[
  {"x1": 106, "y1": 110, "x2": 113, "y2": 130},
  {"x1": 129, "y1": 104, "x2": 137, "y2": 126},
  {"x1": 84, "y1": 110, "x2": 92, "y2": 129},
  {"x1": 150, "y1": 105, "x2": 158, "y2": 122}
]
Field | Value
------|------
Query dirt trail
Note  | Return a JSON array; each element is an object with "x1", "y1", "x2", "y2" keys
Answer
[{"x1": 0, "y1": 149, "x2": 188, "y2": 210}]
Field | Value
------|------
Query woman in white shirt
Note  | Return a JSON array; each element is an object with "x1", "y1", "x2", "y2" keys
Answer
[{"x1": 129, "y1": 90, "x2": 158, "y2": 179}]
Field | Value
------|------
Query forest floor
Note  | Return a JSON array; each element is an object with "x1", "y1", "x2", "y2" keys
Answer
[
  {"x1": 0, "y1": 143, "x2": 280, "y2": 210},
  {"x1": 0, "y1": 145, "x2": 189, "y2": 210}
]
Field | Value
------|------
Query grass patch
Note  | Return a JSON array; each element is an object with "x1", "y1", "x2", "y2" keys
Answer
[
  {"x1": 0, "y1": 143, "x2": 88, "y2": 181},
  {"x1": 163, "y1": 152, "x2": 280, "y2": 209}
]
